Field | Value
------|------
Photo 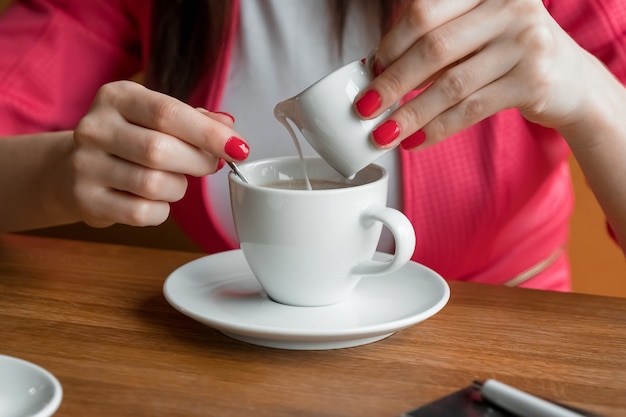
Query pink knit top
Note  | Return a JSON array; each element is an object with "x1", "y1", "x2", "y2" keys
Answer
[{"x1": 1, "y1": 0, "x2": 625, "y2": 290}]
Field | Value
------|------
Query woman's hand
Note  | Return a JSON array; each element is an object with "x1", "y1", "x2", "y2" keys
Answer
[
  {"x1": 70, "y1": 80, "x2": 249, "y2": 228},
  {"x1": 355, "y1": 0, "x2": 626, "y2": 249},
  {"x1": 355, "y1": 0, "x2": 605, "y2": 150}
]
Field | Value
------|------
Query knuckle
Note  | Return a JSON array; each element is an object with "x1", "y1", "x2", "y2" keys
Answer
[
  {"x1": 428, "y1": 118, "x2": 448, "y2": 141},
  {"x1": 515, "y1": 0, "x2": 547, "y2": 21},
  {"x1": 76, "y1": 192, "x2": 113, "y2": 228},
  {"x1": 377, "y1": 68, "x2": 406, "y2": 98},
  {"x1": 94, "y1": 82, "x2": 117, "y2": 104},
  {"x1": 439, "y1": 69, "x2": 471, "y2": 103},
  {"x1": 69, "y1": 138, "x2": 101, "y2": 179},
  {"x1": 518, "y1": 24, "x2": 553, "y2": 54},
  {"x1": 516, "y1": 29, "x2": 555, "y2": 93},
  {"x1": 406, "y1": 1, "x2": 434, "y2": 28},
  {"x1": 136, "y1": 170, "x2": 187, "y2": 203},
  {"x1": 95, "y1": 80, "x2": 132, "y2": 104},
  {"x1": 421, "y1": 32, "x2": 451, "y2": 63},
  {"x1": 126, "y1": 201, "x2": 168, "y2": 226},
  {"x1": 396, "y1": 102, "x2": 424, "y2": 130},
  {"x1": 126, "y1": 201, "x2": 152, "y2": 226},
  {"x1": 141, "y1": 132, "x2": 169, "y2": 166},
  {"x1": 74, "y1": 115, "x2": 100, "y2": 145},
  {"x1": 137, "y1": 170, "x2": 166, "y2": 200},
  {"x1": 151, "y1": 99, "x2": 180, "y2": 129},
  {"x1": 460, "y1": 96, "x2": 485, "y2": 121},
  {"x1": 69, "y1": 149, "x2": 90, "y2": 177}
]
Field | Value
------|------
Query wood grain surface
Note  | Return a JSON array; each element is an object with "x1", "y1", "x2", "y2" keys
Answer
[{"x1": 1, "y1": 234, "x2": 625, "y2": 417}]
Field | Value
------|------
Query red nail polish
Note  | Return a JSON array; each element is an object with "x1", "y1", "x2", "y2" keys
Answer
[
  {"x1": 373, "y1": 59, "x2": 385, "y2": 77},
  {"x1": 216, "y1": 158, "x2": 226, "y2": 172},
  {"x1": 216, "y1": 111, "x2": 235, "y2": 123},
  {"x1": 401, "y1": 130, "x2": 426, "y2": 150},
  {"x1": 372, "y1": 120, "x2": 400, "y2": 146},
  {"x1": 360, "y1": 58, "x2": 367, "y2": 64},
  {"x1": 225, "y1": 137, "x2": 249, "y2": 161},
  {"x1": 355, "y1": 90, "x2": 382, "y2": 118}
]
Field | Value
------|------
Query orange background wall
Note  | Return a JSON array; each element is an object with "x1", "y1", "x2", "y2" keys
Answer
[
  {"x1": 1, "y1": 0, "x2": 624, "y2": 297},
  {"x1": 568, "y1": 157, "x2": 625, "y2": 297}
]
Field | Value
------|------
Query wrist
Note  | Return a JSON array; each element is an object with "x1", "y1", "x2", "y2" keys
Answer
[
  {"x1": 0, "y1": 131, "x2": 80, "y2": 232},
  {"x1": 557, "y1": 57, "x2": 626, "y2": 152}
]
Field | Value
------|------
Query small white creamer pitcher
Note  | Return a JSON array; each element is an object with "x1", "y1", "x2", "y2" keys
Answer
[{"x1": 274, "y1": 58, "x2": 396, "y2": 179}]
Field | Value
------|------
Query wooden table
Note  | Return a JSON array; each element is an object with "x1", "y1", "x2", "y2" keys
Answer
[{"x1": 1, "y1": 233, "x2": 625, "y2": 417}]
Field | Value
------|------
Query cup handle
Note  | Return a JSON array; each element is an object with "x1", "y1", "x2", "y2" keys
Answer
[{"x1": 352, "y1": 205, "x2": 416, "y2": 276}]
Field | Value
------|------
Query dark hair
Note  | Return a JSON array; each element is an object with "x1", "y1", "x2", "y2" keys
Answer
[{"x1": 147, "y1": 0, "x2": 402, "y2": 101}]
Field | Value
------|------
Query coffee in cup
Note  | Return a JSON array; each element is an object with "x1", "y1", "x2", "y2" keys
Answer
[{"x1": 264, "y1": 178, "x2": 355, "y2": 190}]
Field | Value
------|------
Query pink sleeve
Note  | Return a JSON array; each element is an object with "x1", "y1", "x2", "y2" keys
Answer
[{"x1": 0, "y1": 0, "x2": 150, "y2": 135}]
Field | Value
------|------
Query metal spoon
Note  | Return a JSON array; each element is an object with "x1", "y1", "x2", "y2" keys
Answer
[{"x1": 228, "y1": 161, "x2": 251, "y2": 184}]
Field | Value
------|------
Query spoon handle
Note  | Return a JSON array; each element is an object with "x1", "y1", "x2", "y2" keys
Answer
[{"x1": 227, "y1": 161, "x2": 251, "y2": 184}]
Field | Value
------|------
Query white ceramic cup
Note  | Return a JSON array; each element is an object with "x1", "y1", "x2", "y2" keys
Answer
[
  {"x1": 274, "y1": 59, "x2": 396, "y2": 179},
  {"x1": 228, "y1": 156, "x2": 416, "y2": 307}
]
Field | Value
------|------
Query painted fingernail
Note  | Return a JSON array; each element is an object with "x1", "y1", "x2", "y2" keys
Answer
[
  {"x1": 373, "y1": 59, "x2": 385, "y2": 77},
  {"x1": 401, "y1": 130, "x2": 426, "y2": 150},
  {"x1": 355, "y1": 90, "x2": 382, "y2": 118},
  {"x1": 225, "y1": 137, "x2": 249, "y2": 161},
  {"x1": 372, "y1": 120, "x2": 401, "y2": 147},
  {"x1": 216, "y1": 158, "x2": 226, "y2": 172},
  {"x1": 360, "y1": 58, "x2": 366, "y2": 64},
  {"x1": 216, "y1": 111, "x2": 235, "y2": 123}
]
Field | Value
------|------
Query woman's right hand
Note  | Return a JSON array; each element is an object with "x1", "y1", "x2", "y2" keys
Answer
[{"x1": 70, "y1": 80, "x2": 249, "y2": 228}]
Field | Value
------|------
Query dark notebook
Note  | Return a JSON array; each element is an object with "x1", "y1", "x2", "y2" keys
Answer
[{"x1": 400, "y1": 386, "x2": 605, "y2": 417}]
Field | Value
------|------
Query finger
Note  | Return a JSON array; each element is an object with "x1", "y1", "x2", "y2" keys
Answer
[
  {"x1": 357, "y1": 1, "x2": 508, "y2": 119},
  {"x1": 83, "y1": 117, "x2": 219, "y2": 177},
  {"x1": 80, "y1": 188, "x2": 172, "y2": 228},
  {"x1": 100, "y1": 155, "x2": 189, "y2": 203},
  {"x1": 196, "y1": 108, "x2": 236, "y2": 128},
  {"x1": 411, "y1": 75, "x2": 524, "y2": 149},
  {"x1": 193, "y1": 109, "x2": 245, "y2": 164},
  {"x1": 71, "y1": 157, "x2": 173, "y2": 228},
  {"x1": 375, "y1": 37, "x2": 521, "y2": 149},
  {"x1": 375, "y1": 0, "x2": 482, "y2": 69},
  {"x1": 96, "y1": 81, "x2": 249, "y2": 161}
]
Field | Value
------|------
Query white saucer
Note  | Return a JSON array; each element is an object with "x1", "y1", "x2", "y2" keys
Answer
[
  {"x1": 163, "y1": 250, "x2": 450, "y2": 350},
  {"x1": 0, "y1": 355, "x2": 63, "y2": 417}
]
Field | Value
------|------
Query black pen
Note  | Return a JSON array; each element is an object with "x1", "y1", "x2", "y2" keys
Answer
[{"x1": 473, "y1": 379, "x2": 586, "y2": 417}]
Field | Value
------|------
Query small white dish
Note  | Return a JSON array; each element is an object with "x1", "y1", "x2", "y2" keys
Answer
[
  {"x1": 164, "y1": 250, "x2": 449, "y2": 350},
  {"x1": 0, "y1": 355, "x2": 62, "y2": 417}
]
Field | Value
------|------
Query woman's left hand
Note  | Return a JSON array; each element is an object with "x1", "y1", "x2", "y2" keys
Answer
[{"x1": 356, "y1": 0, "x2": 603, "y2": 150}]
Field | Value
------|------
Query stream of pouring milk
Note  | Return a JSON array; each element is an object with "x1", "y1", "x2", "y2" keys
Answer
[{"x1": 274, "y1": 110, "x2": 313, "y2": 190}]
